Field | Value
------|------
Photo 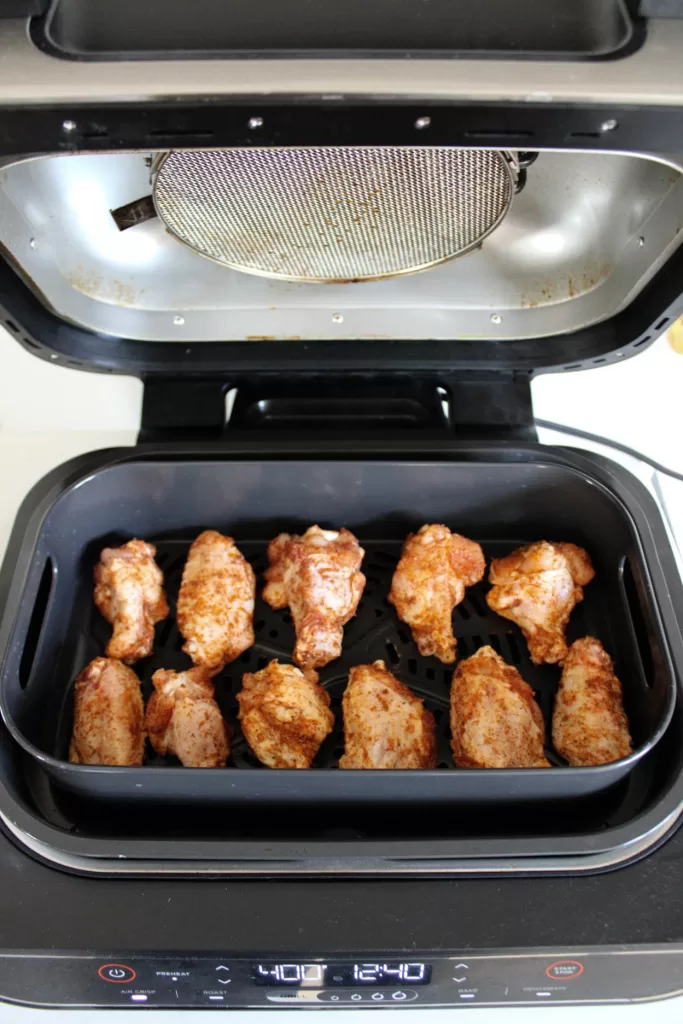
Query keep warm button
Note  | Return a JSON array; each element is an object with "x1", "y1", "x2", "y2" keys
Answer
[
  {"x1": 98, "y1": 964, "x2": 137, "y2": 984},
  {"x1": 545, "y1": 961, "x2": 584, "y2": 981}
]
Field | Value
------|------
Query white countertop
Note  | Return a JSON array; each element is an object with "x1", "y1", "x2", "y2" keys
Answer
[{"x1": 0, "y1": 327, "x2": 681, "y2": 1023}]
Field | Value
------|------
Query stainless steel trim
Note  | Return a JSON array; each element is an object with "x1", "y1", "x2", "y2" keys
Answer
[{"x1": 1, "y1": 19, "x2": 683, "y2": 106}]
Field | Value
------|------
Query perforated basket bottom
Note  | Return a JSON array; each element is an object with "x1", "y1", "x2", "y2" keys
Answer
[{"x1": 55, "y1": 538, "x2": 618, "y2": 770}]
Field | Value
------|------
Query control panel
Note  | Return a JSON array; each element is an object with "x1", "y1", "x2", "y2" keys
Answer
[{"x1": 1, "y1": 948, "x2": 683, "y2": 1008}]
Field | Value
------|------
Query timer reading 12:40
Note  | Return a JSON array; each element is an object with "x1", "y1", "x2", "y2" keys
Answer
[{"x1": 253, "y1": 963, "x2": 432, "y2": 987}]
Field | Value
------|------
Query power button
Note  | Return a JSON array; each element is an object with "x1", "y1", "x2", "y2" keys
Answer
[{"x1": 98, "y1": 964, "x2": 137, "y2": 984}]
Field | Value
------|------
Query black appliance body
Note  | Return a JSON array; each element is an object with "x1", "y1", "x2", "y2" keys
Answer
[{"x1": 1, "y1": 0, "x2": 683, "y2": 1013}]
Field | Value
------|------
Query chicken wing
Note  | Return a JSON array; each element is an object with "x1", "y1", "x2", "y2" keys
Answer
[
  {"x1": 552, "y1": 637, "x2": 632, "y2": 766},
  {"x1": 145, "y1": 667, "x2": 229, "y2": 768},
  {"x1": 339, "y1": 661, "x2": 437, "y2": 769},
  {"x1": 237, "y1": 660, "x2": 334, "y2": 769},
  {"x1": 262, "y1": 526, "x2": 365, "y2": 674},
  {"x1": 450, "y1": 646, "x2": 549, "y2": 768},
  {"x1": 94, "y1": 539, "x2": 168, "y2": 664},
  {"x1": 486, "y1": 541, "x2": 595, "y2": 665},
  {"x1": 388, "y1": 524, "x2": 485, "y2": 664},
  {"x1": 177, "y1": 530, "x2": 256, "y2": 674},
  {"x1": 69, "y1": 657, "x2": 145, "y2": 766}
]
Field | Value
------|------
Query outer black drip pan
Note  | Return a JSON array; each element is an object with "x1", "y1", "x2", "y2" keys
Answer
[{"x1": 0, "y1": 451, "x2": 676, "y2": 809}]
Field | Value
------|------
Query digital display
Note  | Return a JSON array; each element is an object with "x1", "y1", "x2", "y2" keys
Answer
[{"x1": 252, "y1": 962, "x2": 432, "y2": 988}]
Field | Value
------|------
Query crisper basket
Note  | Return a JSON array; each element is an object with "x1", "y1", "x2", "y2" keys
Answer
[{"x1": 0, "y1": 455, "x2": 675, "y2": 807}]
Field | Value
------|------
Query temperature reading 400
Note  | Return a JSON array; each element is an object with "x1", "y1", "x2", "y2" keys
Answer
[
  {"x1": 255, "y1": 964, "x2": 325, "y2": 986},
  {"x1": 354, "y1": 963, "x2": 427, "y2": 983},
  {"x1": 252, "y1": 961, "x2": 432, "y2": 987}
]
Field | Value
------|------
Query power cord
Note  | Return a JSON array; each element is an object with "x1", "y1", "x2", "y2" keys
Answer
[{"x1": 535, "y1": 419, "x2": 683, "y2": 484}]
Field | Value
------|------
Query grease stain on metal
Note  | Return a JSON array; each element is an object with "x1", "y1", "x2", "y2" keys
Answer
[
  {"x1": 519, "y1": 264, "x2": 614, "y2": 308},
  {"x1": 245, "y1": 335, "x2": 302, "y2": 341},
  {"x1": 65, "y1": 267, "x2": 141, "y2": 307}
]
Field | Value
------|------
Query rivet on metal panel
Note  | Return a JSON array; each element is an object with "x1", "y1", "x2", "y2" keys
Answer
[
  {"x1": 332, "y1": 314, "x2": 344, "y2": 323},
  {"x1": 62, "y1": 120, "x2": 77, "y2": 133},
  {"x1": 248, "y1": 117, "x2": 264, "y2": 130},
  {"x1": 638, "y1": 236, "x2": 646, "y2": 247},
  {"x1": 173, "y1": 315, "x2": 185, "y2": 326},
  {"x1": 29, "y1": 238, "x2": 36, "y2": 249},
  {"x1": 601, "y1": 119, "x2": 618, "y2": 132},
  {"x1": 490, "y1": 314, "x2": 502, "y2": 324},
  {"x1": 414, "y1": 116, "x2": 432, "y2": 129}
]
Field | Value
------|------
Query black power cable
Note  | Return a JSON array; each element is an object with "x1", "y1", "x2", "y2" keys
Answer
[{"x1": 535, "y1": 419, "x2": 683, "y2": 484}]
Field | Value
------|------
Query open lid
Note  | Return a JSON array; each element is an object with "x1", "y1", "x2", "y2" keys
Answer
[{"x1": 0, "y1": 2, "x2": 683, "y2": 391}]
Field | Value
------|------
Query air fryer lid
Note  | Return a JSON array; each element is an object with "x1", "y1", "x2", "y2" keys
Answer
[
  {"x1": 2, "y1": 145, "x2": 683, "y2": 375},
  {"x1": 1, "y1": 77, "x2": 683, "y2": 377}
]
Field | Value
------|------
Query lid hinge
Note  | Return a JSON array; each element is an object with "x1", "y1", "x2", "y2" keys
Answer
[
  {"x1": 139, "y1": 373, "x2": 536, "y2": 443},
  {"x1": 140, "y1": 377, "x2": 228, "y2": 442}
]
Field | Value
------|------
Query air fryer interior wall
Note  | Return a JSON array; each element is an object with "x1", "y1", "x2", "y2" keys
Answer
[{"x1": 0, "y1": 149, "x2": 681, "y2": 341}]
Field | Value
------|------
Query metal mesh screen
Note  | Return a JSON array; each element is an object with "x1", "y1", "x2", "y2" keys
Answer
[{"x1": 153, "y1": 147, "x2": 516, "y2": 283}]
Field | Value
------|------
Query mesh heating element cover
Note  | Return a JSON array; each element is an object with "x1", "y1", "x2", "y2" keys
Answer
[{"x1": 152, "y1": 147, "x2": 517, "y2": 283}]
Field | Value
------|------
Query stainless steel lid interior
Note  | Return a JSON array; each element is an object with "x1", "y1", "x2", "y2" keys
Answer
[{"x1": 1, "y1": 148, "x2": 681, "y2": 341}]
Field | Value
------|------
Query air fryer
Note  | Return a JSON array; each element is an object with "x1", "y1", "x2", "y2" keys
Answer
[{"x1": 0, "y1": 0, "x2": 683, "y2": 879}]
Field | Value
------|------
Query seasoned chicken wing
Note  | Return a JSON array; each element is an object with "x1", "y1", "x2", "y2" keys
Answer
[
  {"x1": 177, "y1": 530, "x2": 256, "y2": 675},
  {"x1": 94, "y1": 539, "x2": 168, "y2": 664},
  {"x1": 263, "y1": 526, "x2": 365, "y2": 674},
  {"x1": 388, "y1": 524, "x2": 486, "y2": 664},
  {"x1": 552, "y1": 637, "x2": 632, "y2": 766},
  {"x1": 145, "y1": 667, "x2": 229, "y2": 768},
  {"x1": 339, "y1": 661, "x2": 437, "y2": 770},
  {"x1": 237, "y1": 660, "x2": 334, "y2": 769},
  {"x1": 450, "y1": 646, "x2": 549, "y2": 768},
  {"x1": 69, "y1": 657, "x2": 145, "y2": 766},
  {"x1": 486, "y1": 541, "x2": 595, "y2": 665}
]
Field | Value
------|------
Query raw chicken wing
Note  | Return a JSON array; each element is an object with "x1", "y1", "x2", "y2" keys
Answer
[
  {"x1": 237, "y1": 660, "x2": 334, "y2": 769},
  {"x1": 69, "y1": 657, "x2": 145, "y2": 766},
  {"x1": 177, "y1": 530, "x2": 255, "y2": 674},
  {"x1": 487, "y1": 541, "x2": 595, "y2": 665},
  {"x1": 339, "y1": 661, "x2": 437, "y2": 769},
  {"x1": 145, "y1": 667, "x2": 229, "y2": 768},
  {"x1": 450, "y1": 646, "x2": 549, "y2": 768},
  {"x1": 552, "y1": 637, "x2": 632, "y2": 766},
  {"x1": 94, "y1": 539, "x2": 168, "y2": 664},
  {"x1": 263, "y1": 526, "x2": 365, "y2": 674},
  {"x1": 389, "y1": 524, "x2": 485, "y2": 664}
]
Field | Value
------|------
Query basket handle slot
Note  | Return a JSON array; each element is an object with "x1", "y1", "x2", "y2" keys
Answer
[
  {"x1": 619, "y1": 555, "x2": 655, "y2": 689},
  {"x1": 19, "y1": 557, "x2": 55, "y2": 690}
]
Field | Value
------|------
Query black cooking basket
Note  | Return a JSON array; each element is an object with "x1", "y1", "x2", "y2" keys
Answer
[{"x1": 0, "y1": 454, "x2": 675, "y2": 807}]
